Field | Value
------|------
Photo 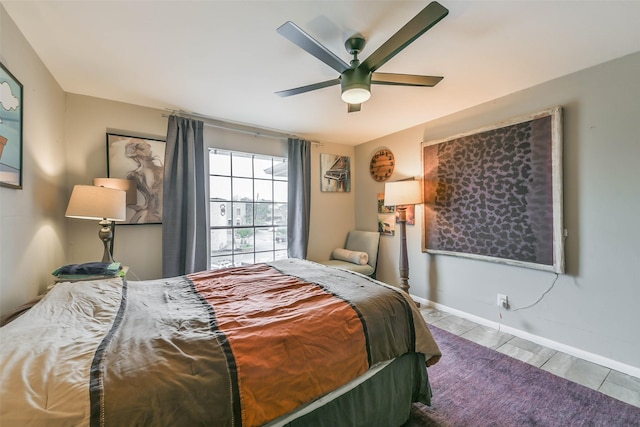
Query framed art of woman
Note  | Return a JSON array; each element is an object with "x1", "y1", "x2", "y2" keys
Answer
[{"x1": 107, "y1": 133, "x2": 165, "y2": 224}]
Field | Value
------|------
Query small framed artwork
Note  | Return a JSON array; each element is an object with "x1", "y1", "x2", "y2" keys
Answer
[
  {"x1": 378, "y1": 192, "x2": 415, "y2": 225},
  {"x1": 422, "y1": 106, "x2": 564, "y2": 273},
  {"x1": 320, "y1": 153, "x2": 351, "y2": 192},
  {"x1": 107, "y1": 132, "x2": 166, "y2": 224},
  {"x1": 378, "y1": 213, "x2": 396, "y2": 236},
  {"x1": 377, "y1": 192, "x2": 395, "y2": 214},
  {"x1": 0, "y1": 62, "x2": 23, "y2": 189}
]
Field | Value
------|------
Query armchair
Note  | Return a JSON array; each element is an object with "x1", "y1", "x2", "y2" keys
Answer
[{"x1": 319, "y1": 230, "x2": 380, "y2": 278}]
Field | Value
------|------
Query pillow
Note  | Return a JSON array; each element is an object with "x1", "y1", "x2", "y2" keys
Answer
[{"x1": 331, "y1": 248, "x2": 369, "y2": 265}]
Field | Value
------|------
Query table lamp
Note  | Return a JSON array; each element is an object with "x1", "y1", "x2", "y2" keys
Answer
[{"x1": 65, "y1": 185, "x2": 126, "y2": 263}]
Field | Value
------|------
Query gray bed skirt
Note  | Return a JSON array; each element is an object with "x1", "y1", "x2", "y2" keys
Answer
[{"x1": 278, "y1": 352, "x2": 430, "y2": 427}]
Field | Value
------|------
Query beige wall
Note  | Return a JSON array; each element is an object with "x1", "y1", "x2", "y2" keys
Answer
[
  {"x1": 0, "y1": 6, "x2": 67, "y2": 315},
  {"x1": 355, "y1": 52, "x2": 640, "y2": 373},
  {"x1": 307, "y1": 142, "x2": 356, "y2": 262}
]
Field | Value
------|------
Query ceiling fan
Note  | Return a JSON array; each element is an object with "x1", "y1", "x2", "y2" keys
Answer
[{"x1": 276, "y1": 1, "x2": 449, "y2": 113}]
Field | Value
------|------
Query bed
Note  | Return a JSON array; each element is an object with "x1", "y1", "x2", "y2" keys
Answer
[{"x1": 0, "y1": 258, "x2": 441, "y2": 426}]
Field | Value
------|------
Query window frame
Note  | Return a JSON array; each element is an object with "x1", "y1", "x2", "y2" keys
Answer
[{"x1": 208, "y1": 148, "x2": 288, "y2": 269}]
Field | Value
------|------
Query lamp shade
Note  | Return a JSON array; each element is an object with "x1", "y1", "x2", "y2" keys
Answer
[
  {"x1": 384, "y1": 180, "x2": 423, "y2": 206},
  {"x1": 93, "y1": 177, "x2": 137, "y2": 205},
  {"x1": 65, "y1": 185, "x2": 126, "y2": 221}
]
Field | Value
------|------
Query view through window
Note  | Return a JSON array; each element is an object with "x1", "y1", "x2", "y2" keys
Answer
[{"x1": 209, "y1": 149, "x2": 288, "y2": 269}]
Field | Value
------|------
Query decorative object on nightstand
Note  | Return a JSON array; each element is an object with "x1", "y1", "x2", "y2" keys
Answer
[
  {"x1": 93, "y1": 178, "x2": 137, "y2": 256},
  {"x1": 52, "y1": 262, "x2": 126, "y2": 282},
  {"x1": 65, "y1": 185, "x2": 126, "y2": 263},
  {"x1": 369, "y1": 148, "x2": 395, "y2": 182},
  {"x1": 384, "y1": 179, "x2": 423, "y2": 302}
]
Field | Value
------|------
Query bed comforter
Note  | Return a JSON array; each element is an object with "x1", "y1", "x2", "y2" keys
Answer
[{"x1": 0, "y1": 259, "x2": 440, "y2": 426}]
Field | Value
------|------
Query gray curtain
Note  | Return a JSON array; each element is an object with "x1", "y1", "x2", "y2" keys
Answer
[
  {"x1": 287, "y1": 138, "x2": 311, "y2": 259},
  {"x1": 162, "y1": 115, "x2": 209, "y2": 277}
]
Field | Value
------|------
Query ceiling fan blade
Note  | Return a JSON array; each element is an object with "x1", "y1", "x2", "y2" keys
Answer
[
  {"x1": 372, "y1": 72, "x2": 443, "y2": 87},
  {"x1": 275, "y1": 79, "x2": 340, "y2": 97},
  {"x1": 277, "y1": 21, "x2": 350, "y2": 74},
  {"x1": 361, "y1": 1, "x2": 448, "y2": 73},
  {"x1": 348, "y1": 103, "x2": 362, "y2": 113}
]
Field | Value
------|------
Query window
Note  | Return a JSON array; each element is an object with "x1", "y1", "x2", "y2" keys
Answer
[{"x1": 209, "y1": 149, "x2": 288, "y2": 269}]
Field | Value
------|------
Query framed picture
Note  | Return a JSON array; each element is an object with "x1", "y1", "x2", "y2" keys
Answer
[
  {"x1": 320, "y1": 153, "x2": 351, "y2": 192},
  {"x1": 107, "y1": 133, "x2": 165, "y2": 224},
  {"x1": 422, "y1": 106, "x2": 564, "y2": 273},
  {"x1": 0, "y1": 62, "x2": 23, "y2": 189},
  {"x1": 377, "y1": 192, "x2": 395, "y2": 214},
  {"x1": 378, "y1": 213, "x2": 396, "y2": 236},
  {"x1": 378, "y1": 192, "x2": 415, "y2": 225}
]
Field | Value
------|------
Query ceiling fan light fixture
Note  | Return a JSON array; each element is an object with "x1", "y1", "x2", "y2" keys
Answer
[
  {"x1": 340, "y1": 68, "x2": 372, "y2": 104},
  {"x1": 341, "y1": 87, "x2": 370, "y2": 104}
]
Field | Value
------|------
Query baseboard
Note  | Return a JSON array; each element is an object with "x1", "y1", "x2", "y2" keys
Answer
[{"x1": 413, "y1": 296, "x2": 640, "y2": 379}]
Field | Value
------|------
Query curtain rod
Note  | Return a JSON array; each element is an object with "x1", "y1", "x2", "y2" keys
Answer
[{"x1": 162, "y1": 109, "x2": 321, "y2": 145}]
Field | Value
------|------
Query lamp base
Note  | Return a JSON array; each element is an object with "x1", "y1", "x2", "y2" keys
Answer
[
  {"x1": 397, "y1": 207, "x2": 420, "y2": 307},
  {"x1": 98, "y1": 219, "x2": 115, "y2": 263}
]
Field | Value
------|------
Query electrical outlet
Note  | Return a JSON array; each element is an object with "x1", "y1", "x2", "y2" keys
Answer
[{"x1": 497, "y1": 294, "x2": 509, "y2": 309}]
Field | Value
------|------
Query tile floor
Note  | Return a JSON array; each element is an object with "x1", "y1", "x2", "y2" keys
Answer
[{"x1": 420, "y1": 307, "x2": 640, "y2": 408}]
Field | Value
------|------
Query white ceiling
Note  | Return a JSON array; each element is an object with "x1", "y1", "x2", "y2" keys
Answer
[{"x1": 3, "y1": 1, "x2": 640, "y2": 145}]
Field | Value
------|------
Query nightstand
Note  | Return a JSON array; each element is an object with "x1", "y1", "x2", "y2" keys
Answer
[{"x1": 0, "y1": 295, "x2": 45, "y2": 326}]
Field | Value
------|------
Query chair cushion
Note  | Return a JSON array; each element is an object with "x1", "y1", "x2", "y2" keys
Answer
[
  {"x1": 331, "y1": 248, "x2": 368, "y2": 265},
  {"x1": 344, "y1": 231, "x2": 380, "y2": 269},
  {"x1": 318, "y1": 230, "x2": 380, "y2": 278}
]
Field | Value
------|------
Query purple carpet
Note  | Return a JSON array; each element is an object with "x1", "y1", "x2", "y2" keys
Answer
[{"x1": 405, "y1": 325, "x2": 640, "y2": 426}]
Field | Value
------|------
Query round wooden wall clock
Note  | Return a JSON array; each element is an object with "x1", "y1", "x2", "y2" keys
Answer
[{"x1": 369, "y1": 148, "x2": 395, "y2": 182}]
